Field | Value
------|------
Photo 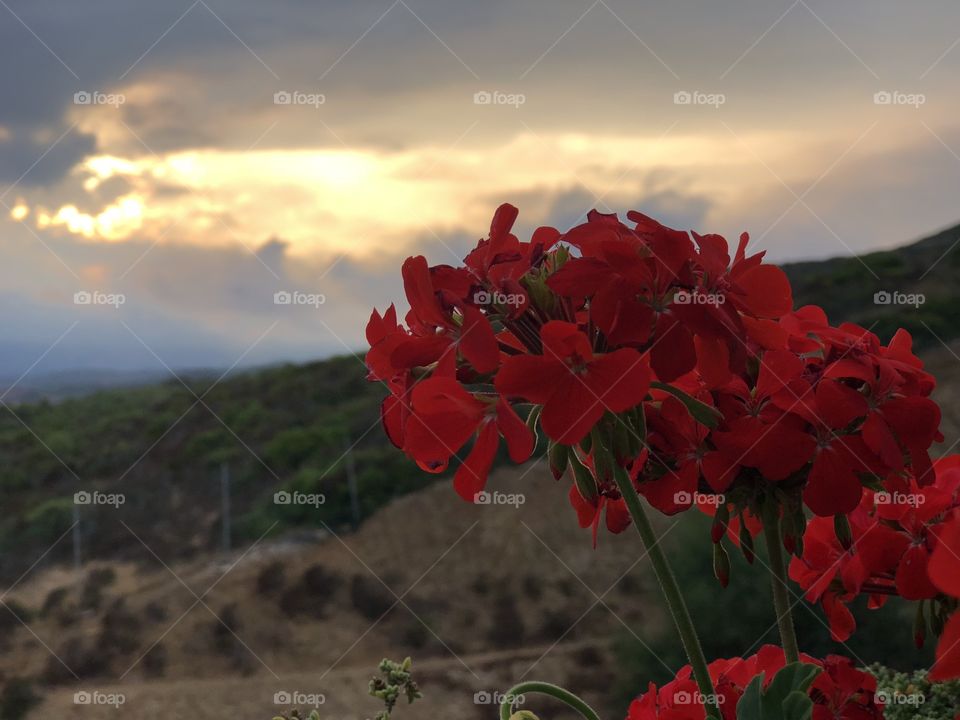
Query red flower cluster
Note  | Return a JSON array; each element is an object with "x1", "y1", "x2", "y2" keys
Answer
[
  {"x1": 790, "y1": 456, "x2": 960, "y2": 679},
  {"x1": 366, "y1": 205, "x2": 797, "y2": 508},
  {"x1": 626, "y1": 645, "x2": 883, "y2": 720},
  {"x1": 367, "y1": 203, "x2": 940, "y2": 527}
]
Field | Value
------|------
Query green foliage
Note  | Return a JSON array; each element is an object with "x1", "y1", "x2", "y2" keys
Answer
[
  {"x1": 869, "y1": 665, "x2": 960, "y2": 720},
  {"x1": 736, "y1": 662, "x2": 820, "y2": 720},
  {"x1": 369, "y1": 657, "x2": 422, "y2": 720},
  {"x1": 0, "y1": 678, "x2": 40, "y2": 720},
  {"x1": 0, "y1": 356, "x2": 464, "y2": 579}
]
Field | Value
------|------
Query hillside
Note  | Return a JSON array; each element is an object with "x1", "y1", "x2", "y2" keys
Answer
[
  {"x1": 5, "y1": 464, "x2": 666, "y2": 720},
  {"x1": 0, "y1": 356, "x2": 418, "y2": 581},
  {"x1": 784, "y1": 221, "x2": 960, "y2": 346}
]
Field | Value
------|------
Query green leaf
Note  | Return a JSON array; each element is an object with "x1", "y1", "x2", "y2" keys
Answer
[
  {"x1": 737, "y1": 674, "x2": 765, "y2": 720},
  {"x1": 569, "y1": 453, "x2": 598, "y2": 501},
  {"x1": 651, "y1": 381, "x2": 723, "y2": 428},
  {"x1": 736, "y1": 663, "x2": 821, "y2": 720}
]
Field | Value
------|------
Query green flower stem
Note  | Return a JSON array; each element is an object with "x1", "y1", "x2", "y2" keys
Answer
[
  {"x1": 613, "y1": 467, "x2": 721, "y2": 719},
  {"x1": 498, "y1": 681, "x2": 602, "y2": 720},
  {"x1": 761, "y1": 501, "x2": 800, "y2": 664}
]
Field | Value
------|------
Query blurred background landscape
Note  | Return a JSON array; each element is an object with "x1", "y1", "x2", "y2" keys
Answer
[
  {"x1": 0, "y1": 224, "x2": 958, "y2": 719},
  {"x1": 3, "y1": 0, "x2": 960, "y2": 718}
]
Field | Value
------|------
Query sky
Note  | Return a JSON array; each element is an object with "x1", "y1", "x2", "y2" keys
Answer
[{"x1": 2, "y1": 0, "x2": 960, "y2": 377}]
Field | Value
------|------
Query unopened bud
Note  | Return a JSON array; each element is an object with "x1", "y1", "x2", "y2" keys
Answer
[
  {"x1": 526, "y1": 406, "x2": 542, "y2": 446},
  {"x1": 711, "y1": 504, "x2": 730, "y2": 544},
  {"x1": 713, "y1": 541, "x2": 731, "y2": 588},
  {"x1": 739, "y1": 519, "x2": 755, "y2": 564},
  {"x1": 549, "y1": 442, "x2": 569, "y2": 481},
  {"x1": 570, "y1": 454, "x2": 598, "y2": 502},
  {"x1": 510, "y1": 712, "x2": 540, "y2": 720},
  {"x1": 914, "y1": 602, "x2": 926, "y2": 649},
  {"x1": 834, "y1": 514, "x2": 853, "y2": 550}
]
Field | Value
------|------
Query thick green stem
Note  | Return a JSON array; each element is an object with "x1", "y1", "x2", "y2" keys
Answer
[
  {"x1": 613, "y1": 468, "x2": 721, "y2": 719},
  {"x1": 498, "y1": 681, "x2": 602, "y2": 720},
  {"x1": 762, "y1": 502, "x2": 800, "y2": 664}
]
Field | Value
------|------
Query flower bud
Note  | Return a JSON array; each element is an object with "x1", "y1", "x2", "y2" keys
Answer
[
  {"x1": 834, "y1": 514, "x2": 853, "y2": 550},
  {"x1": 711, "y1": 504, "x2": 730, "y2": 544},
  {"x1": 509, "y1": 712, "x2": 540, "y2": 720},
  {"x1": 549, "y1": 442, "x2": 569, "y2": 480},
  {"x1": 713, "y1": 541, "x2": 731, "y2": 588},
  {"x1": 739, "y1": 518, "x2": 755, "y2": 564},
  {"x1": 526, "y1": 406, "x2": 542, "y2": 447},
  {"x1": 914, "y1": 601, "x2": 926, "y2": 649},
  {"x1": 570, "y1": 453, "x2": 598, "y2": 502}
]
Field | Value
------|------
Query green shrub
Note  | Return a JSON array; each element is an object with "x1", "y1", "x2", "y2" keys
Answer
[{"x1": 870, "y1": 665, "x2": 960, "y2": 719}]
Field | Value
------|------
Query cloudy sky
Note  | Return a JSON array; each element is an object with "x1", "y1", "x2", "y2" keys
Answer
[{"x1": 2, "y1": 0, "x2": 960, "y2": 377}]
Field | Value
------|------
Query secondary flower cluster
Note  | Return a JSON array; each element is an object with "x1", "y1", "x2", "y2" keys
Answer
[
  {"x1": 626, "y1": 645, "x2": 884, "y2": 720},
  {"x1": 790, "y1": 456, "x2": 960, "y2": 680}
]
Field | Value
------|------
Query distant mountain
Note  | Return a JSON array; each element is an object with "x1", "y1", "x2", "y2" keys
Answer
[
  {"x1": 0, "y1": 368, "x2": 167, "y2": 404},
  {"x1": 784, "y1": 221, "x2": 960, "y2": 346}
]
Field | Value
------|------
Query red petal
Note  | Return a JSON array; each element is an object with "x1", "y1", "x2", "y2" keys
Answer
[
  {"x1": 459, "y1": 306, "x2": 499, "y2": 374},
  {"x1": 815, "y1": 379, "x2": 869, "y2": 429},
  {"x1": 605, "y1": 498, "x2": 631, "y2": 534},
  {"x1": 695, "y1": 335, "x2": 731, "y2": 389},
  {"x1": 734, "y1": 264, "x2": 793, "y2": 318},
  {"x1": 496, "y1": 397, "x2": 534, "y2": 463},
  {"x1": 540, "y1": 374, "x2": 604, "y2": 444},
  {"x1": 650, "y1": 314, "x2": 696, "y2": 382},
  {"x1": 804, "y1": 445, "x2": 862, "y2": 516},
  {"x1": 381, "y1": 395, "x2": 405, "y2": 449},
  {"x1": 895, "y1": 544, "x2": 938, "y2": 600},
  {"x1": 929, "y1": 517, "x2": 960, "y2": 597},
  {"x1": 453, "y1": 421, "x2": 499, "y2": 502},
  {"x1": 568, "y1": 482, "x2": 599, "y2": 529},
  {"x1": 540, "y1": 321, "x2": 593, "y2": 362},
  {"x1": 930, "y1": 613, "x2": 960, "y2": 681},
  {"x1": 822, "y1": 593, "x2": 856, "y2": 642},
  {"x1": 882, "y1": 397, "x2": 941, "y2": 448},
  {"x1": 495, "y1": 355, "x2": 566, "y2": 404},
  {"x1": 490, "y1": 203, "x2": 519, "y2": 239},
  {"x1": 402, "y1": 256, "x2": 447, "y2": 327},
  {"x1": 584, "y1": 349, "x2": 651, "y2": 414},
  {"x1": 862, "y1": 414, "x2": 903, "y2": 470}
]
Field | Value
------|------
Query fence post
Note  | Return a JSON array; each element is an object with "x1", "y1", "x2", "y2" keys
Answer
[{"x1": 221, "y1": 463, "x2": 231, "y2": 553}]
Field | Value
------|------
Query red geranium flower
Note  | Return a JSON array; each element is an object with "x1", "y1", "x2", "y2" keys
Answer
[{"x1": 495, "y1": 320, "x2": 651, "y2": 445}]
